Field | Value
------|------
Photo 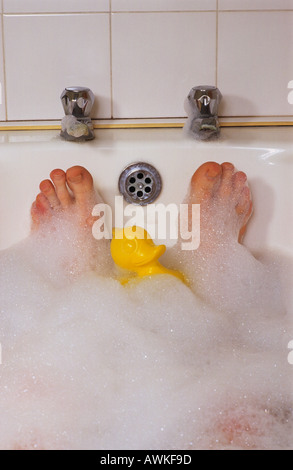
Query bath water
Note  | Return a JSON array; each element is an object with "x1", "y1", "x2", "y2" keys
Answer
[{"x1": 0, "y1": 204, "x2": 292, "y2": 450}]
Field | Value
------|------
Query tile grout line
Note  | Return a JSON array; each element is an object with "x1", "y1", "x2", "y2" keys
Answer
[
  {"x1": 218, "y1": 9, "x2": 293, "y2": 13},
  {"x1": 2, "y1": 11, "x2": 111, "y2": 16},
  {"x1": 109, "y1": 10, "x2": 293, "y2": 14},
  {"x1": 1, "y1": 0, "x2": 8, "y2": 120},
  {"x1": 2, "y1": 9, "x2": 293, "y2": 15},
  {"x1": 215, "y1": 0, "x2": 219, "y2": 87},
  {"x1": 109, "y1": 0, "x2": 114, "y2": 118},
  {"x1": 3, "y1": 11, "x2": 216, "y2": 16}
]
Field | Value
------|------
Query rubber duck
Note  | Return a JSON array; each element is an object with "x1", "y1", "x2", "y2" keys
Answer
[{"x1": 111, "y1": 226, "x2": 185, "y2": 284}]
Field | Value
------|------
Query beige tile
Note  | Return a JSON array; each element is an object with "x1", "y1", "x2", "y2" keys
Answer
[
  {"x1": 0, "y1": 20, "x2": 6, "y2": 120},
  {"x1": 112, "y1": 12, "x2": 217, "y2": 118},
  {"x1": 111, "y1": 0, "x2": 217, "y2": 12},
  {"x1": 218, "y1": 11, "x2": 293, "y2": 117},
  {"x1": 3, "y1": 0, "x2": 109, "y2": 13},
  {"x1": 219, "y1": 0, "x2": 293, "y2": 10},
  {"x1": 4, "y1": 14, "x2": 111, "y2": 120}
]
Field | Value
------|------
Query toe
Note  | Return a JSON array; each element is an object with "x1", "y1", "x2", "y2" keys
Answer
[
  {"x1": 232, "y1": 170, "x2": 248, "y2": 198},
  {"x1": 39, "y1": 179, "x2": 61, "y2": 209},
  {"x1": 218, "y1": 162, "x2": 235, "y2": 197},
  {"x1": 66, "y1": 166, "x2": 95, "y2": 207},
  {"x1": 31, "y1": 193, "x2": 52, "y2": 230},
  {"x1": 236, "y1": 186, "x2": 253, "y2": 242},
  {"x1": 236, "y1": 186, "x2": 252, "y2": 216},
  {"x1": 190, "y1": 161, "x2": 222, "y2": 202},
  {"x1": 35, "y1": 192, "x2": 52, "y2": 213},
  {"x1": 50, "y1": 169, "x2": 73, "y2": 208}
]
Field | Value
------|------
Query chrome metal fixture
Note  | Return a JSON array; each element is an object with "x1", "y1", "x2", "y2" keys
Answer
[
  {"x1": 184, "y1": 86, "x2": 222, "y2": 140},
  {"x1": 118, "y1": 163, "x2": 162, "y2": 206},
  {"x1": 60, "y1": 87, "x2": 95, "y2": 141}
]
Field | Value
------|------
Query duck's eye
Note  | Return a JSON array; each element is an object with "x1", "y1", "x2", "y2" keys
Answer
[{"x1": 124, "y1": 239, "x2": 136, "y2": 253}]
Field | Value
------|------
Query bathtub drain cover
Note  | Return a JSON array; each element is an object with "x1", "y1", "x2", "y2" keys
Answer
[{"x1": 119, "y1": 163, "x2": 162, "y2": 205}]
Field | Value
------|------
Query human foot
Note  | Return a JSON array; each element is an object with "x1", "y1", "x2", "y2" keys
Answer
[
  {"x1": 31, "y1": 166, "x2": 99, "y2": 230},
  {"x1": 188, "y1": 161, "x2": 253, "y2": 246},
  {"x1": 168, "y1": 161, "x2": 269, "y2": 312},
  {"x1": 211, "y1": 403, "x2": 277, "y2": 450}
]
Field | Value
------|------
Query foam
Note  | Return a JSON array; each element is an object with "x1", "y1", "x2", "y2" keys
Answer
[{"x1": 0, "y1": 206, "x2": 292, "y2": 450}]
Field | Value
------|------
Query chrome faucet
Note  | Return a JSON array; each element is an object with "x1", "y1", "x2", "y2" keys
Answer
[
  {"x1": 60, "y1": 87, "x2": 95, "y2": 141},
  {"x1": 184, "y1": 86, "x2": 222, "y2": 140}
]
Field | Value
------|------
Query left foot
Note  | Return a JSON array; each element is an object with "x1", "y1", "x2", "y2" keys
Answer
[{"x1": 31, "y1": 166, "x2": 99, "y2": 230}]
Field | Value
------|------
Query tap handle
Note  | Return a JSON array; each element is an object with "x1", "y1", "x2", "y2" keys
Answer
[
  {"x1": 60, "y1": 87, "x2": 95, "y2": 119},
  {"x1": 187, "y1": 86, "x2": 222, "y2": 117}
]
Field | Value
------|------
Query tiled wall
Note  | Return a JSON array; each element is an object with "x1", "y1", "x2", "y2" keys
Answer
[{"x1": 1, "y1": 0, "x2": 293, "y2": 122}]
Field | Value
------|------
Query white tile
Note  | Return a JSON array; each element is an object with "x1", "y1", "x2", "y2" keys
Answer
[
  {"x1": 3, "y1": 0, "x2": 109, "y2": 13},
  {"x1": 0, "y1": 20, "x2": 6, "y2": 121},
  {"x1": 112, "y1": 12, "x2": 216, "y2": 118},
  {"x1": 219, "y1": 0, "x2": 293, "y2": 10},
  {"x1": 112, "y1": 0, "x2": 216, "y2": 11},
  {"x1": 4, "y1": 14, "x2": 111, "y2": 121},
  {"x1": 218, "y1": 12, "x2": 293, "y2": 117}
]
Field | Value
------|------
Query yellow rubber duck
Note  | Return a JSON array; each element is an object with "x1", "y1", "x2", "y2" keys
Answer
[{"x1": 111, "y1": 226, "x2": 185, "y2": 285}]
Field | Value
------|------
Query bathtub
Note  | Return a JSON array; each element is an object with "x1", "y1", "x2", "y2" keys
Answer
[
  {"x1": 0, "y1": 125, "x2": 293, "y2": 450},
  {"x1": 0, "y1": 126, "x2": 292, "y2": 257}
]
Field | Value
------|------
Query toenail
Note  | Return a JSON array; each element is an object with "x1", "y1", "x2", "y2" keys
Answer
[
  {"x1": 222, "y1": 162, "x2": 234, "y2": 170},
  {"x1": 206, "y1": 167, "x2": 221, "y2": 179},
  {"x1": 40, "y1": 180, "x2": 52, "y2": 192},
  {"x1": 67, "y1": 173, "x2": 83, "y2": 183},
  {"x1": 52, "y1": 173, "x2": 64, "y2": 180},
  {"x1": 235, "y1": 171, "x2": 247, "y2": 183}
]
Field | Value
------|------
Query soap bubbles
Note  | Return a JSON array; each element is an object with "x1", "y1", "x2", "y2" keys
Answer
[{"x1": 0, "y1": 204, "x2": 292, "y2": 450}]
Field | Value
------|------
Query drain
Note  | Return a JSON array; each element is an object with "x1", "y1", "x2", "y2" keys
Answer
[{"x1": 118, "y1": 163, "x2": 162, "y2": 205}]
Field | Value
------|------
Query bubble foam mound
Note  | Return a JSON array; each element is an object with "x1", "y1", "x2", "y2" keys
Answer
[{"x1": 0, "y1": 209, "x2": 292, "y2": 450}]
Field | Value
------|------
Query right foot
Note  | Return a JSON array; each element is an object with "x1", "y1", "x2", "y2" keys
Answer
[
  {"x1": 31, "y1": 166, "x2": 100, "y2": 230},
  {"x1": 188, "y1": 161, "x2": 253, "y2": 246},
  {"x1": 172, "y1": 162, "x2": 272, "y2": 312}
]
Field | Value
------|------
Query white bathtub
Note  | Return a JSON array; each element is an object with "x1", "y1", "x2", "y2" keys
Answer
[
  {"x1": 0, "y1": 125, "x2": 292, "y2": 450},
  {"x1": 0, "y1": 126, "x2": 292, "y2": 257}
]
